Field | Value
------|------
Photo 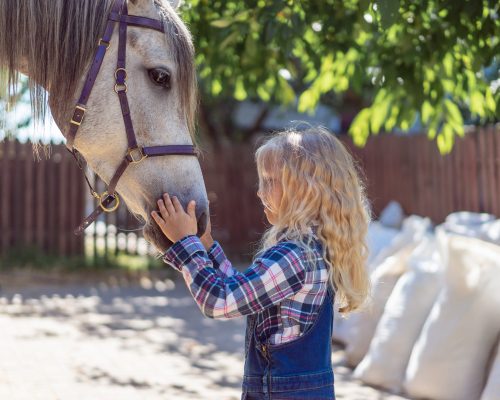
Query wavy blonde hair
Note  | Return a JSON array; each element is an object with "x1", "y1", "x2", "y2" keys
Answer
[{"x1": 254, "y1": 127, "x2": 372, "y2": 315}]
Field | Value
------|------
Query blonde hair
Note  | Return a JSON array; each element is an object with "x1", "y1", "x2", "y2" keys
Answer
[{"x1": 255, "y1": 127, "x2": 372, "y2": 316}]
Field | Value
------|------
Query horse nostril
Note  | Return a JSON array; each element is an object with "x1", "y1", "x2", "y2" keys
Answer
[{"x1": 197, "y1": 211, "x2": 207, "y2": 237}]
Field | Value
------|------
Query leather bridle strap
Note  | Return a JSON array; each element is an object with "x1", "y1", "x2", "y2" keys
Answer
[
  {"x1": 108, "y1": 12, "x2": 166, "y2": 32},
  {"x1": 68, "y1": 0, "x2": 198, "y2": 236},
  {"x1": 66, "y1": 0, "x2": 123, "y2": 150}
]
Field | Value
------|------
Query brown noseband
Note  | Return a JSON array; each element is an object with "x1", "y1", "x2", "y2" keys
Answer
[{"x1": 66, "y1": 0, "x2": 197, "y2": 236}]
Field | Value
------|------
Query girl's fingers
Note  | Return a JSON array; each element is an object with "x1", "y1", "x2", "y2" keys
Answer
[
  {"x1": 187, "y1": 200, "x2": 196, "y2": 217},
  {"x1": 171, "y1": 196, "x2": 183, "y2": 212},
  {"x1": 157, "y1": 199, "x2": 169, "y2": 219},
  {"x1": 163, "y1": 193, "x2": 176, "y2": 215},
  {"x1": 151, "y1": 211, "x2": 164, "y2": 226}
]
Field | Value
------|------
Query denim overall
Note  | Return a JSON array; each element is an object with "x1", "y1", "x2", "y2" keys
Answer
[{"x1": 241, "y1": 286, "x2": 335, "y2": 400}]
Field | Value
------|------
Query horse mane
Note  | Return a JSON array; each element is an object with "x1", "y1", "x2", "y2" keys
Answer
[{"x1": 0, "y1": 0, "x2": 197, "y2": 135}]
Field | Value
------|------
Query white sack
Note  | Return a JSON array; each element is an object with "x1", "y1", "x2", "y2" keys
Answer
[
  {"x1": 354, "y1": 234, "x2": 444, "y2": 393},
  {"x1": 480, "y1": 334, "x2": 500, "y2": 400},
  {"x1": 379, "y1": 200, "x2": 405, "y2": 229},
  {"x1": 368, "y1": 215, "x2": 432, "y2": 273},
  {"x1": 333, "y1": 220, "x2": 400, "y2": 345},
  {"x1": 442, "y1": 211, "x2": 500, "y2": 245},
  {"x1": 340, "y1": 216, "x2": 431, "y2": 363},
  {"x1": 366, "y1": 221, "x2": 400, "y2": 266},
  {"x1": 404, "y1": 231, "x2": 500, "y2": 400},
  {"x1": 333, "y1": 215, "x2": 431, "y2": 347},
  {"x1": 343, "y1": 246, "x2": 413, "y2": 367}
]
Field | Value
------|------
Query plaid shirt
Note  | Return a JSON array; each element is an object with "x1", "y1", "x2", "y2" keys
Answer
[{"x1": 162, "y1": 231, "x2": 330, "y2": 345}]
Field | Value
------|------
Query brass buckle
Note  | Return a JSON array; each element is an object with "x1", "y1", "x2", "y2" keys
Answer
[
  {"x1": 98, "y1": 39, "x2": 110, "y2": 49},
  {"x1": 99, "y1": 191, "x2": 120, "y2": 213},
  {"x1": 127, "y1": 147, "x2": 147, "y2": 164},
  {"x1": 70, "y1": 105, "x2": 86, "y2": 126},
  {"x1": 114, "y1": 83, "x2": 128, "y2": 93}
]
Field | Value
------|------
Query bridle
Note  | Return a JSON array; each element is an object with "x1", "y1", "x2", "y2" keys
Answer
[{"x1": 66, "y1": 0, "x2": 197, "y2": 236}]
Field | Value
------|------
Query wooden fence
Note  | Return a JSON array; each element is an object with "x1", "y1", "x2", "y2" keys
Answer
[
  {"x1": 1, "y1": 125, "x2": 499, "y2": 261},
  {"x1": 345, "y1": 125, "x2": 500, "y2": 223},
  {"x1": 0, "y1": 140, "x2": 85, "y2": 257},
  {"x1": 0, "y1": 139, "x2": 163, "y2": 261}
]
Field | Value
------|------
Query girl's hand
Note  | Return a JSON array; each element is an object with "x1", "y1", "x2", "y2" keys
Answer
[
  {"x1": 200, "y1": 217, "x2": 214, "y2": 250},
  {"x1": 151, "y1": 193, "x2": 197, "y2": 243}
]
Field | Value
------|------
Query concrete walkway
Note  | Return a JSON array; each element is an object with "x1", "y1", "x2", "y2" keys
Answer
[{"x1": 0, "y1": 273, "x2": 408, "y2": 400}]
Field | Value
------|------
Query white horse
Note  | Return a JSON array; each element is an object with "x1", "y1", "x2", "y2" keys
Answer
[{"x1": 0, "y1": 0, "x2": 209, "y2": 252}]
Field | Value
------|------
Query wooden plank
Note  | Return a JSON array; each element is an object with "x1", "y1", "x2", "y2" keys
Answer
[
  {"x1": 12, "y1": 140, "x2": 21, "y2": 249},
  {"x1": 67, "y1": 152, "x2": 76, "y2": 255},
  {"x1": 57, "y1": 145, "x2": 69, "y2": 255},
  {"x1": 485, "y1": 126, "x2": 498, "y2": 216},
  {"x1": 453, "y1": 136, "x2": 464, "y2": 211},
  {"x1": 463, "y1": 133, "x2": 474, "y2": 211},
  {"x1": 494, "y1": 126, "x2": 500, "y2": 217},
  {"x1": 440, "y1": 146, "x2": 452, "y2": 223},
  {"x1": 75, "y1": 165, "x2": 86, "y2": 256},
  {"x1": 35, "y1": 145, "x2": 45, "y2": 251},
  {"x1": 467, "y1": 132, "x2": 477, "y2": 211},
  {"x1": 24, "y1": 142, "x2": 34, "y2": 246},
  {"x1": 0, "y1": 140, "x2": 11, "y2": 254},
  {"x1": 477, "y1": 128, "x2": 488, "y2": 212}
]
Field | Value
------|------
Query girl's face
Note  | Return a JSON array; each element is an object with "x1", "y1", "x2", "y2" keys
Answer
[{"x1": 257, "y1": 172, "x2": 282, "y2": 225}]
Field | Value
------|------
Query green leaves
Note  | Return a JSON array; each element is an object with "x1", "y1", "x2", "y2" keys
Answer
[
  {"x1": 181, "y1": 0, "x2": 500, "y2": 152},
  {"x1": 378, "y1": 0, "x2": 400, "y2": 29}
]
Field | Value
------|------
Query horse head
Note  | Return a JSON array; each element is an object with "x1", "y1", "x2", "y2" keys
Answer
[{"x1": 0, "y1": 0, "x2": 208, "y2": 252}]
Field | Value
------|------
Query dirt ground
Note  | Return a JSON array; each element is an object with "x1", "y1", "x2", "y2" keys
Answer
[{"x1": 0, "y1": 269, "x2": 409, "y2": 400}]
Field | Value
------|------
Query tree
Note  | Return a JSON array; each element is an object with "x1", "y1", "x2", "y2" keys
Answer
[
  {"x1": 181, "y1": 0, "x2": 500, "y2": 153},
  {"x1": 0, "y1": 75, "x2": 31, "y2": 140}
]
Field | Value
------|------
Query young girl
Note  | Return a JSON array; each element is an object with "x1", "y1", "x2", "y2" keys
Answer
[{"x1": 151, "y1": 127, "x2": 371, "y2": 400}]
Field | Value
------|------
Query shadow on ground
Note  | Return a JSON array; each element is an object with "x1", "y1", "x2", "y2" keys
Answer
[{"x1": 0, "y1": 274, "x2": 409, "y2": 400}]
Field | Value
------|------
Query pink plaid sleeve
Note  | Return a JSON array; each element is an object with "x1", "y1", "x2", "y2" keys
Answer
[{"x1": 162, "y1": 235, "x2": 307, "y2": 319}]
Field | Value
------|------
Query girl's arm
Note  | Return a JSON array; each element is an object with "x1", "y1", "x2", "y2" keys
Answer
[
  {"x1": 206, "y1": 240, "x2": 235, "y2": 278},
  {"x1": 163, "y1": 235, "x2": 307, "y2": 319}
]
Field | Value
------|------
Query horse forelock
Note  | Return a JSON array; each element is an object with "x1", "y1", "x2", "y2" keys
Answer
[
  {"x1": 154, "y1": 0, "x2": 198, "y2": 140},
  {"x1": 0, "y1": 0, "x2": 197, "y2": 143},
  {"x1": 0, "y1": 0, "x2": 113, "y2": 122}
]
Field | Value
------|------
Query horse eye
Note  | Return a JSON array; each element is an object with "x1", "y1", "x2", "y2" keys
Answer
[{"x1": 148, "y1": 68, "x2": 171, "y2": 89}]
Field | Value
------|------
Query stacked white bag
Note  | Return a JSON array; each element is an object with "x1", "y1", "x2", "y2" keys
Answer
[
  {"x1": 481, "y1": 335, "x2": 500, "y2": 400},
  {"x1": 340, "y1": 214, "x2": 432, "y2": 366},
  {"x1": 353, "y1": 233, "x2": 444, "y2": 393},
  {"x1": 339, "y1": 206, "x2": 500, "y2": 400},
  {"x1": 441, "y1": 211, "x2": 500, "y2": 245},
  {"x1": 403, "y1": 229, "x2": 500, "y2": 400},
  {"x1": 332, "y1": 202, "x2": 403, "y2": 346}
]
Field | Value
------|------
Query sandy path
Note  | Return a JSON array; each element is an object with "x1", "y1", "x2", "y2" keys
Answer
[{"x1": 0, "y1": 275, "x2": 408, "y2": 400}]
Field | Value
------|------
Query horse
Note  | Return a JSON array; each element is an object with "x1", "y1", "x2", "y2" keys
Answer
[{"x1": 0, "y1": 0, "x2": 209, "y2": 253}]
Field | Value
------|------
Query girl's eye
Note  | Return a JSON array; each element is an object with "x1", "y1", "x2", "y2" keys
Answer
[{"x1": 148, "y1": 68, "x2": 171, "y2": 89}]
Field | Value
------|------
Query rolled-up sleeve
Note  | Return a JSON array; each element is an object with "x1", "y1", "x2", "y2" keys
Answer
[{"x1": 162, "y1": 235, "x2": 307, "y2": 319}]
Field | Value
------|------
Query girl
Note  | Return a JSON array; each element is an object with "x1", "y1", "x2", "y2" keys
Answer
[{"x1": 151, "y1": 127, "x2": 371, "y2": 400}]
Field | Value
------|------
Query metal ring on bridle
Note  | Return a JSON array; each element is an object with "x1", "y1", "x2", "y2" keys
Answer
[
  {"x1": 114, "y1": 83, "x2": 128, "y2": 93},
  {"x1": 115, "y1": 68, "x2": 127, "y2": 80},
  {"x1": 99, "y1": 191, "x2": 120, "y2": 212}
]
